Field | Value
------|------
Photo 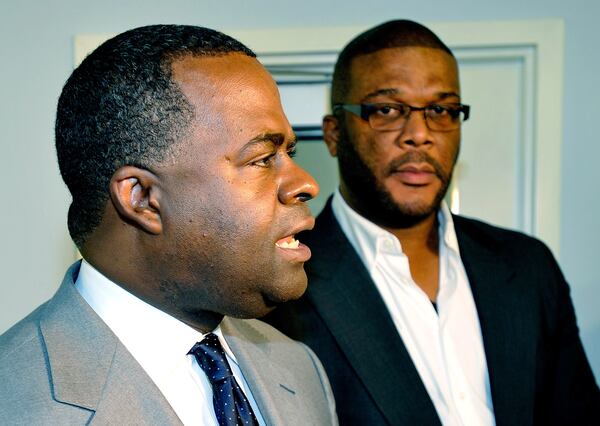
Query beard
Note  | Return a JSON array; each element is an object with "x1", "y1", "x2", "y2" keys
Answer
[{"x1": 336, "y1": 128, "x2": 456, "y2": 229}]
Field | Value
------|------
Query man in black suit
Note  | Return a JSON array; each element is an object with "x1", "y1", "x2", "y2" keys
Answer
[{"x1": 265, "y1": 20, "x2": 599, "y2": 425}]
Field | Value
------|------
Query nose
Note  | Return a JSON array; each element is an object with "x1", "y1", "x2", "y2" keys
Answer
[
  {"x1": 278, "y1": 158, "x2": 320, "y2": 205},
  {"x1": 398, "y1": 110, "x2": 433, "y2": 149}
]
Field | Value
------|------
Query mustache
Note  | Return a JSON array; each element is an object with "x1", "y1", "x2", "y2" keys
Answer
[{"x1": 384, "y1": 151, "x2": 446, "y2": 181}]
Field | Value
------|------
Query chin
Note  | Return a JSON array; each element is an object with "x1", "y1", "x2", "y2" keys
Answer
[
  {"x1": 398, "y1": 201, "x2": 438, "y2": 217},
  {"x1": 221, "y1": 296, "x2": 273, "y2": 320},
  {"x1": 265, "y1": 272, "x2": 308, "y2": 305},
  {"x1": 388, "y1": 189, "x2": 441, "y2": 214},
  {"x1": 365, "y1": 195, "x2": 440, "y2": 229}
]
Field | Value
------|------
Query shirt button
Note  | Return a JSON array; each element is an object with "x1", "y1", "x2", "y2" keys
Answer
[
  {"x1": 383, "y1": 239, "x2": 393, "y2": 250},
  {"x1": 458, "y1": 392, "x2": 466, "y2": 400}
]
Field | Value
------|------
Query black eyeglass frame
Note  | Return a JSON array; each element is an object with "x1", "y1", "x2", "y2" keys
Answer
[{"x1": 333, "y1": 102, "x2": 471, "y2": 131}]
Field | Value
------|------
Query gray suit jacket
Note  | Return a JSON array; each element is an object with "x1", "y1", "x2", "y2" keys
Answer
[{"x1": 0, "y1": 262, "x2": 337, "y2": 425}]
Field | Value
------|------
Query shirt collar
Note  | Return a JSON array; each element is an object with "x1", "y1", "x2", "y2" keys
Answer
[
  {"x1": 74, "y1": 260, "x2": 239, "y2": 374},
  {"x1": 438, "y1": 200, "x2": 461, "y2": 256},
  {"x1": 332, "y1": 189, "x2": 394, "y2": 270},
  {"x1": 331, "y1": 189, "x2": 461, "y2": 265}
]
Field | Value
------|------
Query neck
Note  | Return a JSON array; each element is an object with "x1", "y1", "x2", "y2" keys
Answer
[
  {"x1": 385, "y1": 211, "x2": 439, "y2": 256},
  {"x1": 81, "y1": 247, "x2": 224, "y2": 335},
  {"x1": 387, "y1": 212, "x2": 441, "y2": 301},
  {"x1": 177, "y1": 312, "x2": 225, "y2": 335},
  {"x1": 80, "y1": 207, "x2": 226, "y2": 335}
]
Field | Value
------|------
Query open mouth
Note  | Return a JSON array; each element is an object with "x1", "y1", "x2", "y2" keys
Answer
[
  {"x1": 275, "y1": 235, "x2": 300, "y2": 249},
  {"x1": 274, "y1": 217, "x2": 315, "y2": 262},
  {"x1": 275, "y1": 234, "x2": 311, "y2": 263}
]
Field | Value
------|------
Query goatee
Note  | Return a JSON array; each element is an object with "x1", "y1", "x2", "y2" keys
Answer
[{"x1": 336, "y1": 132, "x2": 454, "y2": 229}]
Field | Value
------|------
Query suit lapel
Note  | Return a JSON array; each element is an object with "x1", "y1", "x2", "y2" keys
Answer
[
  {"x1": 455, "y1": 217, "x2": 537, "y2": 425},
  {"x1": 90, "y1": 343, "x2": 182, "y2": 425},
  {"x1": 306, "y1": 202, "x2": 441, "y2": 425},
  {"x1": 40, "y1": 263, "x2": 181, "y2": 425},
  {"x1": 40, "y1": 264, "x2": 117, "y2": 412},
  {"x1": 220, "y1": 318, "x2": 302, "y2": 426}
]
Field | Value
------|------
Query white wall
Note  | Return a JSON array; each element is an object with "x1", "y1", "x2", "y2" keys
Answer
[{"x1": 1, "y1": 0, "x2": 599, "y2": 379}]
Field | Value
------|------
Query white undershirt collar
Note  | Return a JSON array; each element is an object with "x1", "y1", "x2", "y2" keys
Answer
[{"x1": 331, "y1": 190, "x2": 460, "y2": 271}]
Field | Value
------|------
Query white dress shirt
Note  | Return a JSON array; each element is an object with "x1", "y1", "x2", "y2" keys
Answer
[
  {"x1": 75, "y1": 260, "x2": 265, "y2": 426},
  {"x1": 332, "y1": 190, "x2": 495, "y2": 426}
]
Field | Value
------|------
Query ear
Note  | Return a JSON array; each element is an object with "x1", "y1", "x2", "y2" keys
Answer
[
  {"x1": 109, "y1": 166, "x2": 163, "y2": 235},
  {"x1": 322, "y1": 114, "x2": 341, "y2": 157}
]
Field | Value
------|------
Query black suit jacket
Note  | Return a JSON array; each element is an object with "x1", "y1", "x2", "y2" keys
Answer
[{"x1": 265, "y1": 198, "x2": 600, "y2": 425}]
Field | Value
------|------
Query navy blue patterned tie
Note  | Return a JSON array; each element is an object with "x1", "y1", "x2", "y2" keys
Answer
[{"x1": 188, "y1": 333, "x2": 259, "y2": 426}]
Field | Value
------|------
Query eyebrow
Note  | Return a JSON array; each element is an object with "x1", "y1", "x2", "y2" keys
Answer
[
  {"x1": 240, "y1": 132, "x2": 297, "y2": 152},
  {"x1": 362, "y1": 88, "x2": 461, "y2": 102},
  {"x1": 363, "y1": 88, "x2": 400, "y2": 101}
]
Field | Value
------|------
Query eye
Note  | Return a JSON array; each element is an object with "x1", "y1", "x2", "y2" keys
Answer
[
  {"x1": 428, "y1": 104, "x2": 448, "y2": 116},
  {"x1": 428, "y1": 104, "x2": 462, "y2": 119},
  {"x1": 287, "y1": 144, "x2": 297, "y2": 159},
  {"x1": 250, "y1": 153, "x2": 276, "y2": 168},
  {"x1": 371, "y1": 104, "x2": 403, "y2": 118}
]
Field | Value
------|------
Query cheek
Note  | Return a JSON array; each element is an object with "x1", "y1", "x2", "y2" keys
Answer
[
  {"x1": 440, "y1": 136, "x2": 460, "y2": 169},
  {"x1": 357, "y1": 138, "x2": 394, "y2": 177},
  {"x1": 345, "y1": 126, "x2": 387, "y2": 167},
  {"x1": 197, "y1": 181, "x2": 277, "y2": 259},
  {"x1": 173, "y1": 169, "x2": 281, "y2": 262}
]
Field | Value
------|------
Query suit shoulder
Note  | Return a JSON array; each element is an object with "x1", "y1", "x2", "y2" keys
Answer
[
  {"x1": 454, "y1": 215, "x2": 554, "y2": 258},
  {"x1": 0, "y1": 303, "x2": 47, "y2": 363},
  {"x1": 454, "y1": 214, "x2": 535, "y2": 242},
  {"x1": 454, "y1": 215, "x2": 566, "y2": 304},
  {"x1": 0, "y1": 303, "x2": 91, "y2": 424}
]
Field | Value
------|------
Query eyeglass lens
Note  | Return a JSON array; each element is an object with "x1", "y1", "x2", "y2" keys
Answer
[{"x1": 367, "y1": 104, "x2": 466, "y2": 131}]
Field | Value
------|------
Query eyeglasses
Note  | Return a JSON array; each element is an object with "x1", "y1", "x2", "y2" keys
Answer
[{"x1": 333, "y1": 102, "x2": 470, "y2": 132}]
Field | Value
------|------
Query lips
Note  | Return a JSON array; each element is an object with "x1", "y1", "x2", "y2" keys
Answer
[
  {"x1": 275, "y1": 217, "x2": 315, "y2": 263},
  {"x1": 392, "y1": 163, "x2": 437, "y2": 185},
  {"x1": 276, "y1": 235, "x2": 300, "y2": 249}
]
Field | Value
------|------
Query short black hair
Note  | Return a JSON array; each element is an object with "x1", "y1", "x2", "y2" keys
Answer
[
  {"x1": 331, "y1": 20, "x2": 454, "y2": 106},
  {"x1": 55, "y1": 25, "x2": 256, "y2": 248}
]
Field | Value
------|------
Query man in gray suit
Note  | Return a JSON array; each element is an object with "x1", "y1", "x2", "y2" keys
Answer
[{"x1": 0, "y1": 25, "x2": 336, "y2": 425}]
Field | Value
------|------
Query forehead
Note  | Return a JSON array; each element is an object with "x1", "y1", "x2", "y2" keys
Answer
[
  {"x1": 347, "y1": 46, "x2": 460, "y2": 102},
  {"x1": 171, "y1": 53, "x2": 277, "y2": 97},
  {"x1": 171, "y1": 53, "x2": 291, "y2": 146}
]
